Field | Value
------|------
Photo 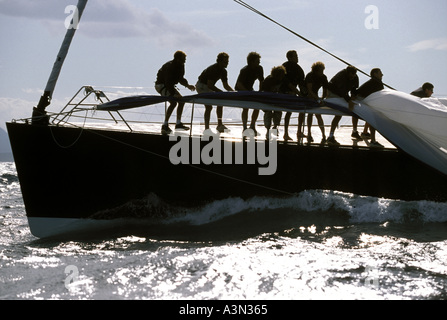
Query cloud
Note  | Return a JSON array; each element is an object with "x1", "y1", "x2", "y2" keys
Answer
[
  {"x1": 0, "y1": 95, "x2": 70, "y2": 131},
  {"x1": 0, "y1": 97, "x2": 34, "y2": 130},
  {"x1": 407, "y1": 38, "x2": 447, "y2": 52},
  {"x1": 21, "y1": 88, "x2": 44, "y2": 95},
  {"x1": 0, "y1": 0, "x2": 215, "y2": 48},
  {"x1": 81, "y1": 7, "x2": 215, "y2": 48},
  {"x1": 0, "y1": 0, "x2": 65, "y2": 19}
]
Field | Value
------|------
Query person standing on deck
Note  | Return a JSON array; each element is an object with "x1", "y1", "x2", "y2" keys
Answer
[
  {"x1": 304, "y1": 61, "x2": 328, "y2": 144},
  {"x1": 356, "y1": 68, "x2": 385, "y2": 148},
  {"x1": 327, "y1": 65, "x2": 359, "y2": 146},
  {"x1": 196, "y1": 52, "x2": 234, "y2": 133},
  {"x1": 155, "y1": 51, "x2": 196, "y2": 136},
  {"x1": 261, "y1": 66, "x2": 287, "y2": 138},
  {"x1": 280, "y1": 50, "x2": 306, "y2": 141},
  {"x1": 235, "y1": 52, "x2": 264, "y2": 136}
]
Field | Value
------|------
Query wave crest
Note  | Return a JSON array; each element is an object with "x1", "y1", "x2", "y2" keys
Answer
[{"x1": 90, "y1": 190, "x2": 447, "y2": 225}]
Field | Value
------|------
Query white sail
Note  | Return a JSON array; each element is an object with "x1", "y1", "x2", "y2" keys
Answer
[{"x1": 328, "y1": 89, "x2": 447, "y2": 175}]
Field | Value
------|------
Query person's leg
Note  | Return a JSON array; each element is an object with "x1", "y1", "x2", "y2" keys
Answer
[
  {"x1": 328, "y1": 115, "x2": 342, "y2": 145},
  {"x1": 351, "y1": 116, "x2": 362, "y2": 140},
  {"x1": 164, "y1": 102, "x2": 176, "y2": 125},
  {"x1": 284, "y1": 112, "x2": 292, "y2": 140},
  {"x1": 362, "y1": 123, "x2": 370, "y2": 137},
  {"x1": 329, "y1": 116, "x2": 341, "y2": 137},
  {"x1": 250, "y1": 109, "x2": 259, "y2": 128},
  {"x1": 265, "y1": 111, "x2": 272, "y2": 128},
  {"x1": 371, "y1": 127, "x2": 376, "y2": 141},
  {"x1": 174, "y1": 102, "x2": 190, "y2": 130},
  {"x1": 216, "y1": 106, "x2": 223, "y2": 126},
  {"x1": 250, "y1": 109, "x2": 260, "y2": 136},
  {"x1": 273, "y1": 111, "x2": 282, "y2": 136},
  {"x1": 216, "y1": 106, "x2": 229, "y2": 132},
  {"x1": 204, "y1": 105, "x2": 213, "y2": 130},
  {"x1": 307, "y1": 114, "x2": 314, "y2": 140},
  {"x1": 175, "y1": 102, "x2": 184, "y2": 123},
  {"x1": 352, "y1": 116, "x2": 358, "y2": 133},
  {"x1": 297, "y1": 113, "x2": 306, "y2": 140},
  {"x1": 242, "y1": 108, "x2": 248, "y2": 130},
  {"x1": 369, "y1": 127, "x2": 383, "y2": 147},
  {"x1": 316, "y1": 114, "x2": 326, "y2": 140}
]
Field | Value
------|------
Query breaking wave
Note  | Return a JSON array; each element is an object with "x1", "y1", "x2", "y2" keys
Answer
[{"x1": 91, "y1": 190, "x2": 447, "y2": 226}]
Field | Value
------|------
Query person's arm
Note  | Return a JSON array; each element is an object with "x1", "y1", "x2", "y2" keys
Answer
[
  {"x1": 322, "y1": 87, "x2": 328, "y2": 99},
  {"x1": 306, "y1": 82, "x2": 318, "y2": 100},
  {"x1": 288, "y1": 83, "x2": 300, "y2": 95},
  {"x1": 223, "y1": 80, "x2": 234, "y2": 92},
  {"x1": 207, "y1": 79, "x2": 223, "y2": 92},
  {"x1": 179, "y1": 78, "x2": 195, "y2": 91}
]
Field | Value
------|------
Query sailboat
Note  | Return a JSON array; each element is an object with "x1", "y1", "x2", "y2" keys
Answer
[{"x1": 6, "y1": 0, "x2": 447, "y2": 238}]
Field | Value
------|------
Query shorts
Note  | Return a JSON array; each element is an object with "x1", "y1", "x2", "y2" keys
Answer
[
  {"x1": 196, "y1": 81, "x2": 213, "y2": 94},
  {"x1": 155, "y1": 84, "x2": 180, "y2": 97},
  {"x1": 264, "y1": 110, "x2": 282, "y2": 128}
]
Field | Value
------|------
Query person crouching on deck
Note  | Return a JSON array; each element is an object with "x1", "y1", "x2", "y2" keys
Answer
[{"x1": 155, "y1": 51, "x2": 196, "y2": 136}]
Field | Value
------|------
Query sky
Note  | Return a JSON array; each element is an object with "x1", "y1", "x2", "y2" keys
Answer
[{"x1": 1, "y1": 0, "x2": 447, "y2": 138}]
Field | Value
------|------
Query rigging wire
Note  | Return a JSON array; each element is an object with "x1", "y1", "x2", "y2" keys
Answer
[{"x1": 233, "y1": 0, "x2": 396, "y2": 90}]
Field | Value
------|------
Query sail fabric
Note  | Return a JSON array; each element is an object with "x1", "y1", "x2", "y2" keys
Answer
[
  {"x1": 97, "y1": 91, "x2": 352, "y2": 116},
  {"x1": 328, "y1": 89, "x2": 447, "y2": 176},
  {"x1": 96, "y1": 95, "x2": 172, "y2": 111}
]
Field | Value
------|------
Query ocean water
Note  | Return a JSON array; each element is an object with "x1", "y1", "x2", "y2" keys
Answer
[{"x1": 1, "y1": 161, "x2": 447, "y2": 302}]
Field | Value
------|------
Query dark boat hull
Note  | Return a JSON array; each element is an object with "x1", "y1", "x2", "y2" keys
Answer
[{"x1": 6, "y1": 122, "x2": 447, "y2": 232}]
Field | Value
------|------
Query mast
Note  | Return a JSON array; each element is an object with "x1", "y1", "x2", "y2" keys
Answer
[{"x1": 32, "y1": 0, "x2": 88, "y2": 125}]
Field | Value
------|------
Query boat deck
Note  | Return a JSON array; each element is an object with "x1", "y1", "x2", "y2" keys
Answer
[{"x1": 77, "y1": 121, "x2": 396, "y2": 150}]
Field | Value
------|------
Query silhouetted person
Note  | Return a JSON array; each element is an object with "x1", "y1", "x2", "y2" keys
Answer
[
  {"x1": 304, "y1": 61, "x2": 328, "y2": 144},
  {"x1": 236, "y1": 52, "x2": 264, "y2": 135},
  {"x1": 327, "y1": 66, "x2": 359, "y2": 146},
  {"x1": 155, "y1": 51, "x2": 196, "y2": 135},
  {"x1": 196, "y1": 52, "x2": 234, "y2": 133},
  {"x1": 262, "y1": 66, "x2": 287, "y2": 138},
  {"x1": 356, "y1": 68, "x2": 385, "y2": 148},
  {"x1": 411, "y1": 82, "x2": 434, "y2": 98},
  {"x1": 280, "y1": 50, "x2": 306, "y2": 141}
]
